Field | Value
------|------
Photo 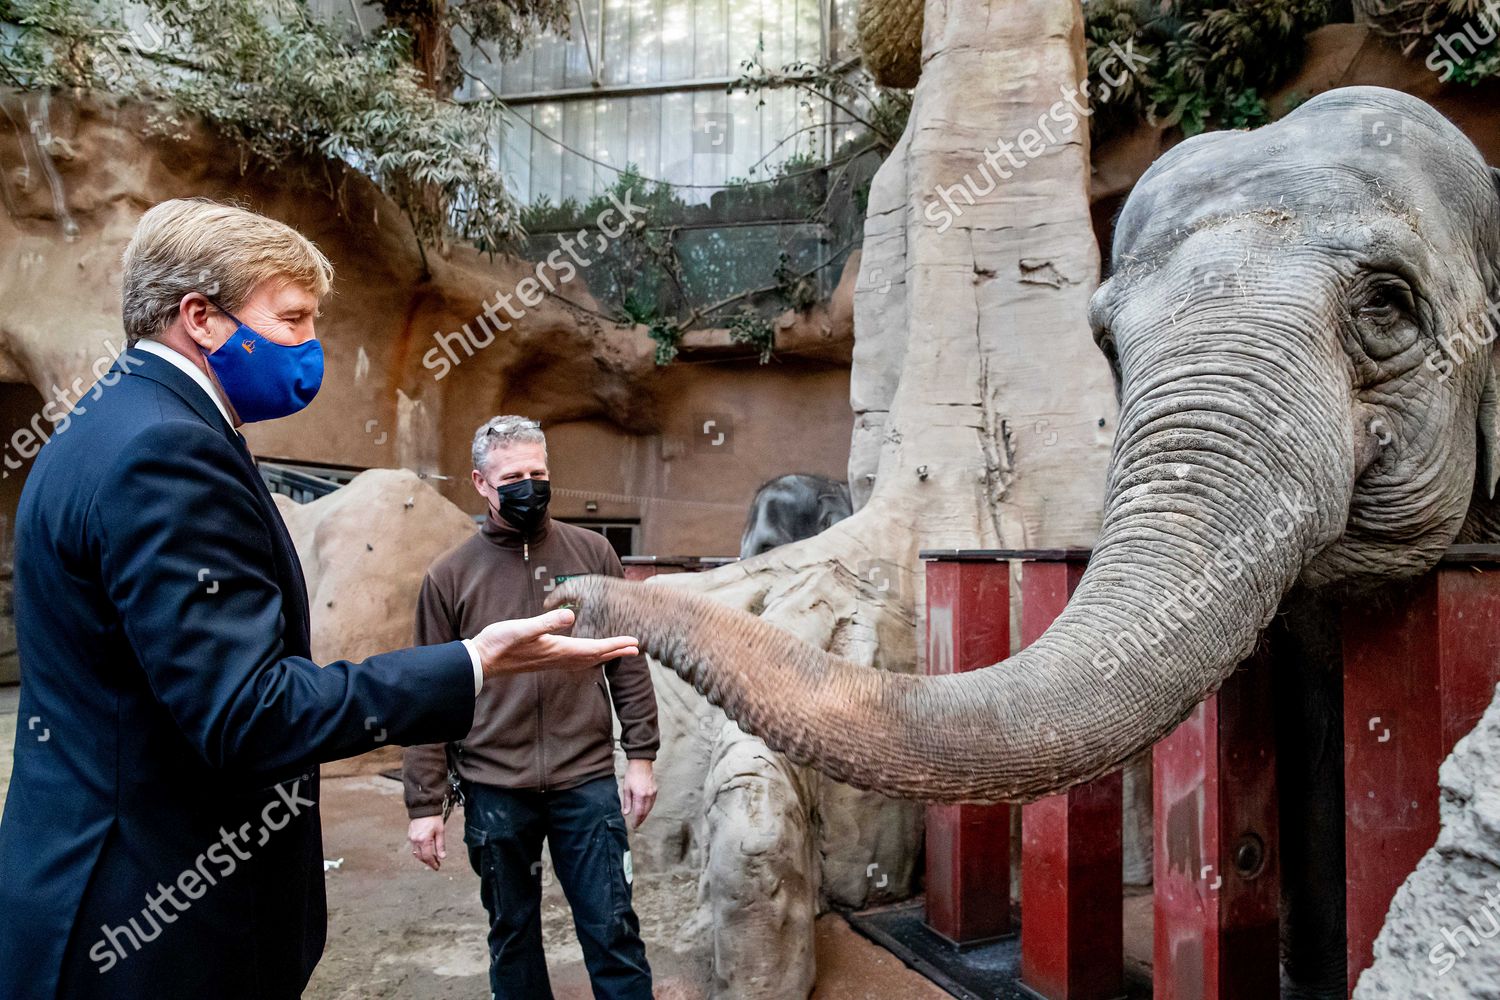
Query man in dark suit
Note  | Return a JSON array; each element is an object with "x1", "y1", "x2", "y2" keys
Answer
[{"x1": 0, "y1": 198, "x2": 638, "y2": 1000}]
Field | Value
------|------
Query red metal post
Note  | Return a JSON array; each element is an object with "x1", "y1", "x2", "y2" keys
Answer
[
  {"x1": 1342, "y1": 556, "x2": 1500, "y2": 990},
  {"x1": 620, "y1": 556, "x2": 721, "y2": 581},
  {"x1": 1153, "y1": 651, "x2": 1280, "y2": 1000},
  {"x1": 924, "y1": 556, "x2": 1014, "y2": 944},
  {"x1": 1019, "y1": 558, "x2": 1126, "y2": 1000}
]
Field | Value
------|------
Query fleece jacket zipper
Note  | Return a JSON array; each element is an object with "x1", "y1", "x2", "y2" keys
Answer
[{"x1": 526, "y1": 539, "x2": 547, "y2": 792}]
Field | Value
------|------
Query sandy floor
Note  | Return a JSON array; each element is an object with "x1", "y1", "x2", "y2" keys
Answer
[
  {"x1": 308, "y1": 761, "x2": 950, "y2": 999},
  {"x1": 307, "y1": 769, "x2": 706, "y2": 999}
]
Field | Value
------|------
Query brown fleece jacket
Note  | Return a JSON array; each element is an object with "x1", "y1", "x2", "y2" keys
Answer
[{"x1": 403, "y1": 513, "x2": 659, "y2": 818}]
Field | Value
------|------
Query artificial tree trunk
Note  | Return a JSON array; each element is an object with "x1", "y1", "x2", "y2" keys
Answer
[{"x1": 651, "y1": 0, "x2": 1119, "y2": 994}]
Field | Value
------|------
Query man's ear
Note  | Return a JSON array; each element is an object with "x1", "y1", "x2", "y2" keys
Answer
[{"x1": 179, "y1": 293, "x2": 219, "y2": 351}]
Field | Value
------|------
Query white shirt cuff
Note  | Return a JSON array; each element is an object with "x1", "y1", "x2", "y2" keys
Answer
[{"x1": 462, "y1": 638, "x2": 484, "y2": 695}]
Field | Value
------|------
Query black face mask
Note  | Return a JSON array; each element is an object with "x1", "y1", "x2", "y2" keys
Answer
[{"x1": 491, "y1": 478, "x2": 551, "y2": 537}]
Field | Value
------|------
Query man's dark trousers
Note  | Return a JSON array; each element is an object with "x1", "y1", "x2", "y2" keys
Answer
[{"x1": 464, "y1": 776, "x2": 652, "y2": 1000}]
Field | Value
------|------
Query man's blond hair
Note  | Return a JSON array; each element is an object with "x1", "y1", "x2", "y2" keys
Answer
[{"x1": 121, "y1": 198, "x2": 334, "y2": 340}]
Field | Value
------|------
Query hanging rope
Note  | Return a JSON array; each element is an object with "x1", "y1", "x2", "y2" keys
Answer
[{"x1": 857, "y1": 0, "x2": 923, "y2": 89}]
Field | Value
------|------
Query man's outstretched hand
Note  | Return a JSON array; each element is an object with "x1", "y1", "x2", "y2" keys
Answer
[{"x1": 473, "y1": 608, "x2": 637, "y2": 680}]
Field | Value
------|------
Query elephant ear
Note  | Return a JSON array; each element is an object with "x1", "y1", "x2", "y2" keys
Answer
[
  {"x1": 1483, "y1": 168, "x2": 1500, "y2": 499},
  {"x1": 1480, "y1": 366, "x2": 1500, "y2": 499},
  {"x1": 1482, "y1": 175, "x2": 1500, "y2": 500}
]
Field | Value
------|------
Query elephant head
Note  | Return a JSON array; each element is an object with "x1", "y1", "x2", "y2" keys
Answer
[{"x1": 548, "y1": 87, "x2": 1500, "y2": 803}]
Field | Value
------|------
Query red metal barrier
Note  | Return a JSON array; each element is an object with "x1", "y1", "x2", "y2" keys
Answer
[
  {"x1": 1018, "y1": 556, "x2": 1127, "y2": 1000},
  {"x1": 923, "y1": 553, "x2": 1015, "y2": 944},
  {"x1": 1341, "y1": 547, "x2": 1500, "y2": 989},
  {"x1": 918, "y1": 545, "x2": 1500, "y2": 999},
  {"x1": 1153, "y1": 650, "x2": 1279, "y2": 1000},
  {"x1": 619, "y1": 555, "x2": 735, "y2": 581}
]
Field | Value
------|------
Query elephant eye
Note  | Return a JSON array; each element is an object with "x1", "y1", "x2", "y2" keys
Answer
[
  {"x1": 1357, "y1": 278, "x2": 1416, "y2": 319},
  {"x1": 1353, "y1": 275, "x2": 1420, "y2": 362}
]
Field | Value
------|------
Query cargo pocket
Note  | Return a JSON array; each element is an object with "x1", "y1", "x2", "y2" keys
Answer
[
  {"x1": 463, "y1": 815, "x2": 495, "y2": 881},
  {"x1": 591, "y1": 809, "x2": 634, "y2": 925}
]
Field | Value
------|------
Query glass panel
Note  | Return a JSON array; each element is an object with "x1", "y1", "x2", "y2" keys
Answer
[
  {"x1": 533, "y1": 29, "x2": 568, "y2": 91},
  {"x1": 727, "y1": 88, "x2": 763, "y2": 184},
  {"x1": 454, "y1": 0, "x2": 865, "y2": 240},
  {"x1": 831, "y1": 0, "x2": 858, "y2": 59},
  {"x1": 727, "y1": 0, "x2": 761, "y2": 68},
  {"x1": 694, "y1": 0, "x2": 728, "y2": 78},
  {"x1": 530, "y1": 103, "x2": 566, "y2": 206},
  {"x1": 658, "y1": 91, "x2": 694, "y2": 188},
  {"x1": 601, "y1": 0, "x2": 631, "y2": 85},
  {"x1": 761, "y1": 0, "x2": 784, "y2": 70},
  {"x1": 596, "y1": 98, "x2": 629, "y2": 190},
  {"x1": 502, "y1": 35, "x2": 536, "y2": 93},
  {"x1": 661, "y1": 0, "x2": 694, "y2": 81},
  {"x1": 567, "y1": 0, "x2": 600, "y2": 87},
  {"x1": 628, "y1": 0, "x2": 664, "y2": 84},
  {"x1": 498, "y1": 109, "x2": 532, "y2": 205},
  {"x1": 626, "y1": 94, "x2": 662, "y2": 181},
  {"x1": 561, "y1": 100, "x2": 595, "y2": 203},
  {"x1": 691, "y1": 90, "x2": 729, "y2": 192},
  {"x1": 795, "y1": 0, "x2": 824, "y2": 62}
]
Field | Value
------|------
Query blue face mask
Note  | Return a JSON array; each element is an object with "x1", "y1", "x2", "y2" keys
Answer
[{"x1": 204, "y1": 299, "x2": 324, "y2": 423}]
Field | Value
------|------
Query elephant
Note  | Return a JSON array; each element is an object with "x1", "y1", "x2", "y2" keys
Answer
[
  {"x1": 738, "y1": 473, "x2": 853, "y2": 560},
  {"x1": 550, "y1": 87, "x2": 1500, "y2": 996}
]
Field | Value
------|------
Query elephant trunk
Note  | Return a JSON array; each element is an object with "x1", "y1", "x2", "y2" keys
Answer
[{"x1": 550, "y1": 346, "x2": 1352, "y2": 802}]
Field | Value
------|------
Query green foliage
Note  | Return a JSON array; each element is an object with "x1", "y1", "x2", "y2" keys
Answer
[
  {"x1": 0, "y1": 0, "x2": 527, "y2": 252},
  {"x1": 730, "y1": 51, "x2": 911, "y2": 156},
  {"x1": 380, "y1": 0, "x2": 568, "y2": 93},
  {"x1": 615, "y1": 288, "x2": 681, "y2": 366},
  {"x1": 726, "y1": 309, "x2": 775, "y2": 365},
  {"x1": 616, "y1": 288, "x2": 684, "y2": 366},
  {"x1": 1451, "y1": 42, "x2": 1500, "y2": 83},
  {"x1": 521, "y1": 166, "x2": 677, "y2": 232},
  {"x1": 1083, "y1": 0, "x2": 1335, "y2": 137},
  {"x1": 518, "y1": 158, "x2": 830, "y2": 235},
  {"x1": 617, "y1": 289, "x2": 658, "y2": 327},
  {"x1": 645, "y1": 317, "x2": 681, "y2": 366},
  {"x1": 772, "y1": 250, "x2": 817, "y2": 312},
  {"x1": 444, "y1": 0, "x2": 568, "y2": 59}
]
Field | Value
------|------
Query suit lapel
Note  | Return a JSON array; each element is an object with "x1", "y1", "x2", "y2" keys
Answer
[
  {"x1": 123, "y1": 349, "x2": 314, "y2": 648},
  {"x1": 225, "y1": 433, "x2": 313, "y2": 642}
]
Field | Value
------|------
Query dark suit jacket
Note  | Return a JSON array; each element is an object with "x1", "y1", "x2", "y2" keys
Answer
[{"x1": 0, "y1": 347, "x2": 476, "y2": 999}]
